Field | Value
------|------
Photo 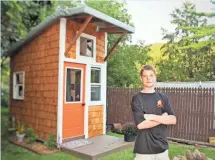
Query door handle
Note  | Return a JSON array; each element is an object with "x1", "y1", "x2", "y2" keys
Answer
[{"x1": 82, "y1": 103, "x2": 85, "y2": 106}]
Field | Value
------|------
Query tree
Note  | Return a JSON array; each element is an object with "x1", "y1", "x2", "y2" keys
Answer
[
  {"x1": 146, "y1": 43, "x2": 166, "y2": 74},
  {"x1": 157, "y1": 2, "x2": 215, "y2": 82},
  {"x1": 1, "y1": 1, "x2": 58, "y2": 107},
  {"x1": 1, "y1": 1, "x2": 54, "y2": 55},
  {"x1": 180, "y1": 0, "x2": 215, "y2": 50},
  {"x1": 107, "y1": 41, "x2": 151, "y2": 87},
  {"x1": 179, "y1": 1, "x2": 215, "y2": 80}
]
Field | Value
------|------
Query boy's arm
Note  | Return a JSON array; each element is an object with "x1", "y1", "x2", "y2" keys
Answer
[
  {"x1": 137, "y1": 113, "x2": 168, "y2": 129},
  {"x1": 131, "y1": 96, "x2": 161, "y2": 129},
  {"x1": 144, "y1": 114, "x2": 176, "y2": 125},
  {"x1": 137, "y1": 120, "x2": 160, "y2": 130}
]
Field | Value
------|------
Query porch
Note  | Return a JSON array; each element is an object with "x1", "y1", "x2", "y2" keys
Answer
[{"x1": 61, "y1": 135, "x2": 134, "y2": 160}]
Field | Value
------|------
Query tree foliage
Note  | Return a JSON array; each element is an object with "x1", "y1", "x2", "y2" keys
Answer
[
  {"x1": 1, "y1": 0, "x2": 54, "y2": 54},
  {"x1": 157, "y1": 2, "x2": 215, "y2": 82},
  {"x1": 107, "y1": 41, "x2": 151, "y2": 88}
]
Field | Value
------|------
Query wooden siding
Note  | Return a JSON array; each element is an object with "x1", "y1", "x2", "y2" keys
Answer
[
  {"x1": 9, "y1": 21, "x2": 60, "y2": 140},
  {"x1": 88, "y1": 105, "x2": 103, "y2": 137}
]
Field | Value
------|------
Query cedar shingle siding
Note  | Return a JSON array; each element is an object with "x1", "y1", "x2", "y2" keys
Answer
[
  {"x1": 88, "y1": 106, "x2": 103, "y2": 137},
  {"x1": 9, "y1": 22, "x2": 60, "y2": 140}
]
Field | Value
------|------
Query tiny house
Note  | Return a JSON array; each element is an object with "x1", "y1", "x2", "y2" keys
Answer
[{"x1": 4, "y1": 6, "x2": 134, "y2": 144}]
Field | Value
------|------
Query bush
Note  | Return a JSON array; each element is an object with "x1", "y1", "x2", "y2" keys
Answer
[
  {"x1": 25, "y1": 128, "x2": 38, "y2": 144},
  {"x1": 122, "y1": 122, "x2": 137, "y2": 136},
  {"x1": 44, "y1": 133, "x2": 56, "y2": 149}
]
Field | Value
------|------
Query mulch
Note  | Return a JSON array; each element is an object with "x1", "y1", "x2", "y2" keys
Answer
[{"x1": 9, "y1": 136, "x2": 59, "y2": 155}]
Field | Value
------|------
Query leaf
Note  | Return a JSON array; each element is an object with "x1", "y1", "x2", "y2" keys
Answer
[{"x1": 6, "y1": 12, "x2": 13, "y2": 19}]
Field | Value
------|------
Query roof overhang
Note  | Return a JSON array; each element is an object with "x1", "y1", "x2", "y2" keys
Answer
[{"x1": 3, "y1": 5, "x2": 135, "y2": 57}]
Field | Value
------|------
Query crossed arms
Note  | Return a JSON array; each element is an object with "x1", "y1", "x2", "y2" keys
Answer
[
  {"x1": 131, "y1": 96, "x2": 177, "y2": 130},
  {"x1": 137, "y1": 112, "x2": 177, "y2": 130}
]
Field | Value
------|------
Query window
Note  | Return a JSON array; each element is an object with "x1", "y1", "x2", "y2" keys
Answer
[
  {"x1": 91, "y1": 68, "x2": 101, "y2": 101},
  {"x1": 66, "y1": 68, "x2": 82, "y2": 102},
  {"x1": 80, "y1": 37, "x2": 94, "y2": 57},
  {"x1": 13, "y1": 72, "x2": 24, "y2": 100}
]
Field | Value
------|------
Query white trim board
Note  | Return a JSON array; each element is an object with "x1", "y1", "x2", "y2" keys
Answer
[
  {"x1": 103, "y1": 32, "x2": 108, "y2": 135},
  {"x1": 57, "y1": 18, "x2": 66, "y2": 145}
]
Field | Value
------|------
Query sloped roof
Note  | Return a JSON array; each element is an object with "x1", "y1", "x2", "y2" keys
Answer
[{"x1": 3, "y1": 5, "x2": 135, "y2": 57}]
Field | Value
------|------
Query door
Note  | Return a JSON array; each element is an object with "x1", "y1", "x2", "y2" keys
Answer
[{"x1": 63, "y1": 62, "x2": 86, "y2": 139}]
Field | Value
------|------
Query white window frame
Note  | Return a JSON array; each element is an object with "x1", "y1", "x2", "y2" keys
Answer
[
  {"x1": 90, "y1": 67, "x2": 102, "y2": 102},
  {"x1": 76, "y1": 33, "x2": 96, "y2": 63},
  {"x1": 13, "y1": 71, "x2": 25, "y2": 100},
  {"x1": 64, "y1": 67, "x2": 83, "y2": 104}
]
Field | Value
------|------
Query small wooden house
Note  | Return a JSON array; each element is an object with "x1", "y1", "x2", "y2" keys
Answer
[{"x1": 4, "y1": 6, "x2": 134, "y2": 144}]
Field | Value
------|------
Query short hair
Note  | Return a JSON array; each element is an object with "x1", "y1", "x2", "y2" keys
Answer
[{"x1": 140, "y1": 65, "x2": 156, "y2": 76}]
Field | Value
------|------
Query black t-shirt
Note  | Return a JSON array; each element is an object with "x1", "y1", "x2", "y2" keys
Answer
[{"x1": 131, "y1": 91, "x2": 175, "y2": 154}]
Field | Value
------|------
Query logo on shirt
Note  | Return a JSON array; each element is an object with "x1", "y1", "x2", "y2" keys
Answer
[{"x1": 157, "y1": 99, "x2": 164, "y2": 108}]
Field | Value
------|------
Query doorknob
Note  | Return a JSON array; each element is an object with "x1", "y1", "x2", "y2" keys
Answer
[{"x1": 82, "y1": 103, "x2": 85, "y2": 106}]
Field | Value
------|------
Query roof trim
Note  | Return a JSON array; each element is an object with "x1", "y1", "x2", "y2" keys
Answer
[{"x1": 3, "y1": 5, "x2": 135, "y2": 57}]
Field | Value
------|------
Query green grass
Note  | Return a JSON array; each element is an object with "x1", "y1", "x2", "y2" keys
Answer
[
  {"x1": 106, "y1": 131, "x2": 123, "y2": 138},
  {"x1": 106, "y1": 132, "x2": 215, "y2": 160},
  {"x1": 99, "y1": 143, "x2": 215, "y2": 160},
  {"x1": 169, "y1": 143, "x2": 215, "y2": 159},
  {"x1": 2, "y1": 142, "x2": 81, "y2": 160},
  {"x1": 2, "y1": 107, "x2": 215, "y2": 160},
  {"x1": 1, "y1": 107, "x2": 80, "y2": 160}
]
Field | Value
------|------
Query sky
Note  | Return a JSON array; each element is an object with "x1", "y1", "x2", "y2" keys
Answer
[{"x1": 125, "y1": 0, "x2": 215, "y2": 44}]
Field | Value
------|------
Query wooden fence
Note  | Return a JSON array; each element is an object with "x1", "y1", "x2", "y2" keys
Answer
[{"x1": 106, "y1": 87, "x2": 215, "y2": 143}]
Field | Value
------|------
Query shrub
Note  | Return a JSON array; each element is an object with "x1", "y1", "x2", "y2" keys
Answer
[
  {"x1": 44, "y1": 133, "x2": 56, "y2": 149},
  {"x1": 25, "y1": 128, "x2": 38, "y2": 144},
  {"x1": 122, "y1": 122, "x2": 137, "y2": 136}
]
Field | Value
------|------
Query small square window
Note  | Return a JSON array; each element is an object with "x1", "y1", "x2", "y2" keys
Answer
[
  {"x1": 13, "y1": 72, "x2": 24, "y2": 100},
  {"x1": 80, "y1": 37, "x2": 94, "y2": 57}
]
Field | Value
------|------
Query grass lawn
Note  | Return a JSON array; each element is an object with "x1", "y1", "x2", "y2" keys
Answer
[
  {"x1": 1, "y1": 107, "x2": 215, "y2": 160},
  {"x1": 105, "y1": 132, "x2": 215, "y2": 160}
]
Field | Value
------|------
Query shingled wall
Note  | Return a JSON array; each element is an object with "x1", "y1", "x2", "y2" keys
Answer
[{"x1": 9, "y1": 21, "x2": 60, "y2": 140}]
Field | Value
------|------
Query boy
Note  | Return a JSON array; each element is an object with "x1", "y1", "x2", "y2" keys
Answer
[{"x1": 131, "y1": 65, "x2": 177, "y2": 160}]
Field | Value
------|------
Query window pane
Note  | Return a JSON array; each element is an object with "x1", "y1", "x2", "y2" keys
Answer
[
  {"x1": 66, "y1": 68, "x2": 81, "y2": 102},
  {"x1": 80, "y1": 37, "x2": 93, "y2": 57},
  {"x1": 91, "y1": 85, "x2": 101, "y2": 101},
  {"x1": 18, "y1": 86, "x2": 23, "y2": 97},
  {"x1": 16, "y1": 73, "x2": 23, "y2": 84},
  {"x1": 91, "y1": 68, "x2": 100, "y2": 83}
]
